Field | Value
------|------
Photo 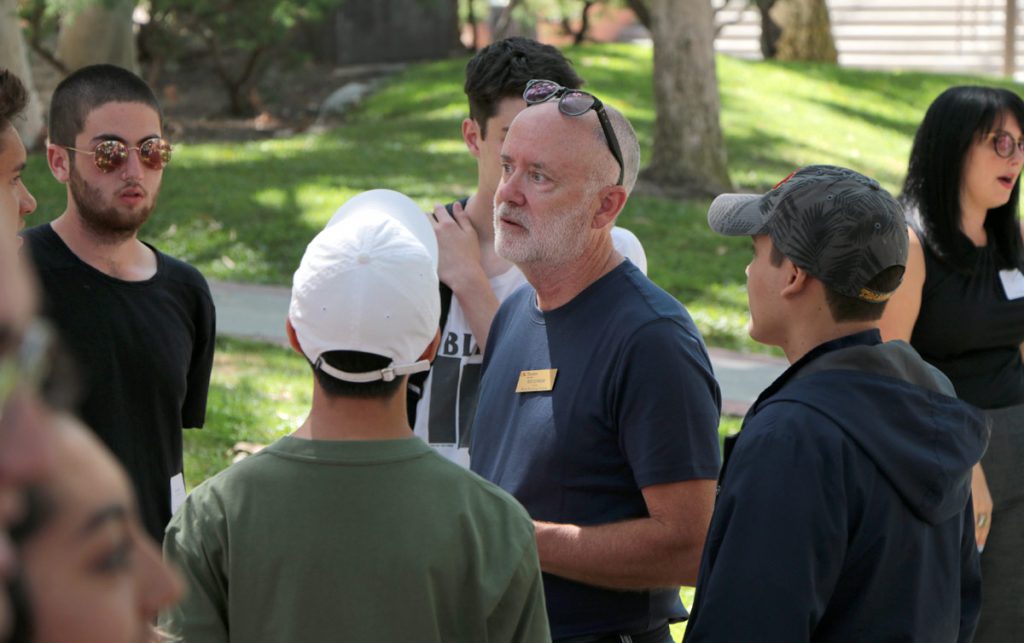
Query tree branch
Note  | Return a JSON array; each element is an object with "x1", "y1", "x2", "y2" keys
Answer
[{"x1": 624, "y1": 0, "x2": 651, "y2": 30}]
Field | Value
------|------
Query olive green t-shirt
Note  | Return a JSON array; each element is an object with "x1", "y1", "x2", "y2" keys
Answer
[{"x1": 161, "y1": 435, "x2": 549, "y2": 642}]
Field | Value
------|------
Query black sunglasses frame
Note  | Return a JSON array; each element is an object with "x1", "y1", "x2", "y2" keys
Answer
[{"x1": 523, "y1": 79, "x2": 625, "y2": 186}]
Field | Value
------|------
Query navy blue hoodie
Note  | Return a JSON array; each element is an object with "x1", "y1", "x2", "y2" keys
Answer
[{"x1": 686, "y1": 331, "x2": 988, "y2": 642}]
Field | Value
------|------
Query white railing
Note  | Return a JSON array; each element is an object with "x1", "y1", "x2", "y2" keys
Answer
[{"x1": 714, "y1": 0, "x2": 1024, "y2": 81}]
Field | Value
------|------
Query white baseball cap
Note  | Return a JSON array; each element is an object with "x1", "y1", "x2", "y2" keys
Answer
[{"x1": 289, "y1": 189, "x2": 440, "y2": 383}]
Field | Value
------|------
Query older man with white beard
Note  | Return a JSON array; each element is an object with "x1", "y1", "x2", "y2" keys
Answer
[
  {"x1": 22, "y1": 65, "x2": 215, "y2": 544},
  {"x1": 468, "y1": 82, "x2": 722, "y2": 643}
]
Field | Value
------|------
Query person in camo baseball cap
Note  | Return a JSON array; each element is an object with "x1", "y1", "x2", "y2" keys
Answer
[
  {"x1": 707, "y1": 164, "x2": 909, "y2": 303},
  {"x1": 685, "y1": 164, "x2": 986, "y2": 642}
]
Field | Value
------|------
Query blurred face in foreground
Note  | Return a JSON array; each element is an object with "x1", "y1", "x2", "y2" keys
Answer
[
  {"x1": 0, "y1": 231, "x2": 46, "y2": 639},
  {"x1": 19, "y1": 419, "x2": 181, "y2": 643}
]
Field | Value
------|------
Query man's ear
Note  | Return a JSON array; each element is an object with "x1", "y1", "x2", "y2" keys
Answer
[
  {"x1": 285, "y1": 318, "x2": 305, "y2": 356},
  {"x1": 592, "y1": 185, "x2": 628, "y2": 230},
  {"x1": 47, "y1": 143, "x2": 71, "y2": 183},
  {"x1": 462, "y1": 118, "x2": 482, "y2": 159},
  {"x1": 780, "y1": 263, "x2": 811, "y2": 298}
]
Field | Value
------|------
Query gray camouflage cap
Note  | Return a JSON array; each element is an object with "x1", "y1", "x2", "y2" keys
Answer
[{"x1": 707, "y1": 165, "x2": 908, "y2": 302}]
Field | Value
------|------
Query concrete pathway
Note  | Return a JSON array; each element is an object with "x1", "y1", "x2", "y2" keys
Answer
[{"x1": 209, "y1": 280, "x2": 787, "y2": 416}]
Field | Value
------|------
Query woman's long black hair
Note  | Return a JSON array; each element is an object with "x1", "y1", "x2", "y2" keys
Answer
[{"x1": 901, "y1": 85, "x2": 1024, "y2": 272}]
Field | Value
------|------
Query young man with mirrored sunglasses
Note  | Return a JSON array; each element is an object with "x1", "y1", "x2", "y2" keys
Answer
[{"x1": 21, "y1": 64, "x2": 215, "y2": 544}]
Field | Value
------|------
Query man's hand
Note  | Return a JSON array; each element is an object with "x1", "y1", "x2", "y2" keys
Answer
[
  {"x1": 430, "y1": 201, "x2": 500, "y2": 351},
  {"x1": 432, "y1": 201, "x2": 483, "y2": 291}
]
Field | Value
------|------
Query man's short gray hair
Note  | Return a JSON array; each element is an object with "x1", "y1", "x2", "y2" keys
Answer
[{"x1": 587, "y1": 105, "x2": 640, "y2": 194}]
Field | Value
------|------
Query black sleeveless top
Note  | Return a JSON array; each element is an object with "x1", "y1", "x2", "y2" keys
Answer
[{"x1": 910, "y1": 233, "x2": 1024, "y2": 410}]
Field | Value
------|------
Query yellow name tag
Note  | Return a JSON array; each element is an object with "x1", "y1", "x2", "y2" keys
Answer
[{"x1": 516, "y1": 369, "x2": 558, "y2": 393}]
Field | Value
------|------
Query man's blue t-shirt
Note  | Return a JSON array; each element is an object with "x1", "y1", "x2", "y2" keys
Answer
[{"x1": 470, "y1": 259, "x2": 721, "y2": 639}]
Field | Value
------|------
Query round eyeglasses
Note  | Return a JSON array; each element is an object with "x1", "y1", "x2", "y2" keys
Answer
[
  {"x1": 60, "y1": 138, "x2": 172, "y2": 173},
  {"x1": 987, "y1": 131, "x2": 1024, "y2": 159}
]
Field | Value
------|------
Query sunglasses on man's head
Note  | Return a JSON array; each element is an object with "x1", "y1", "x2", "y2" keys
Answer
[
  {"x1": 61, "y1": 137, "x2": 173, "y2": 173},
  {"x1": 523, "y1": 79, "x2": 625, "y2": 186},
  {"x1": 987, "y1": 130, "x2": 1024, "y2": 159}
]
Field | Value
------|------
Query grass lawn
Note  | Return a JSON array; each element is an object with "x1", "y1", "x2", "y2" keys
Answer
[
  {"x1": 185, "y1": 337, "x2": 311, "y2": 487},
  {"x1": 23, "y1": 44, "x2": 1023, "y2": 352}
]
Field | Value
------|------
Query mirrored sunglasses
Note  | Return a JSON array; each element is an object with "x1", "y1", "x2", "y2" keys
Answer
[
  {"x1": 62, "y1": 137, "x2": 173, "y2": 173},
  {"x1": 523, "y1": 79, "x2": 625, "y2": 186},
  {"x1": 989, "y1": 131, "x2": 1024, "y2": 159}
]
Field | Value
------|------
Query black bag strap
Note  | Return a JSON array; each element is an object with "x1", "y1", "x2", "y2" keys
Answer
[{"x1": 406, "y1": 197, "x2": 469, "y2": 425}]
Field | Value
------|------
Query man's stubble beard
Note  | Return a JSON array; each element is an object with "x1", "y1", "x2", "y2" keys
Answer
[
  {"x1": 493, "y1": 201, "x2": 590, "y2": 266},
  {"x1": 68, "y1": 165, "x2": 159, "y2": 242}
]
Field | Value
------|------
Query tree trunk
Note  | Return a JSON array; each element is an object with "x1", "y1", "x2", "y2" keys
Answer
[
  {"x1": 492, "y1": 0, "x2": 534, "y2": 40},
  {"x1": 771, "y1": 0, "x2": 838, "y2": 63},
  {"x1": 641, "y1": 0, "x2": 731, "y2": 197},
  {"x1": 573, "y1": 1, "x2": 595, "y2": 45},
  {"x1": 467, "y1": 0, "x2": 478, "y2": 51},
  {"x1": 0, "y1": 0, "x2": 46, "y2": 148},
  {"x1": 755, "y1": 0, "x2": 781, "y2": 59},
  {"x1": 56, "y1": 0, "x2": 139, "y2": 73}
]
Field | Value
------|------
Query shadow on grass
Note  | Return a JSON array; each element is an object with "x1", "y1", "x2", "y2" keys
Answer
[{"x1": 809, "y1": 98, "x2": 919, "y2": 138}]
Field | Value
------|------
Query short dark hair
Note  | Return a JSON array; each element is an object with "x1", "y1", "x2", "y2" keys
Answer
[
  {"x1": 464, "y1": 37, "x2": 582, "y2": 138},
  {"x1": 48, "y1": 64, "x2": 162, "y2": 147},
  {"x1": 823, "y1": 267, "x2": 904, "y2": 322},
  {"x1": 0, "y1": 69, "x2": 29, "y2": 152},
  {"x1": 311, "y1": 350, "x2": 405, "y2": 399},
  {"x1": 769, "y1": 242, "x2": 903, "y2": 322},
  {"x1": 901, "y1": 85, "x2": 1024, "y2": 273}
]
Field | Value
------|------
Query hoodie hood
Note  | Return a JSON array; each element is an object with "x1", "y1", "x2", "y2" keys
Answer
[{"x1": 761, "y1": 340, "x2": 989, "y2": 525}]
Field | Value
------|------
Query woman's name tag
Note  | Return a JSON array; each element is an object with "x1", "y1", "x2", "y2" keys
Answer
[{"x1": 999, "y1": 268, "x2": 1024, "y2": 300}]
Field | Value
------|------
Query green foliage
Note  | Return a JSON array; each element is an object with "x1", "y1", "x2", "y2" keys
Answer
[
  {"x1": 18, "y1": 0, "x2": 130, "y2": 44},
  {"x1": 144, "y1": 0, "x2": 344, "y2": 114},
  {"x1": 150, "y1": 0, "x2": 338, "y2": 47}
]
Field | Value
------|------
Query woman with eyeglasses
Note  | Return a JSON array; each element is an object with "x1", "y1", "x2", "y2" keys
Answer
[
  {"x1": 880, "y1": 84, "x2": 1024, "y2": 641},
  {"x1": 4, "y1": 414, "x2": 181, "y2": 643}
]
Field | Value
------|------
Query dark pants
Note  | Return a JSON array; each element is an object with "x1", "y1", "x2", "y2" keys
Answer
[
  {"x1": 556, "y1": 623, "x2": 674, "y2": 643},
  {"x1": 974, "y1": 405, "x2": 1024, "y2": 642}
]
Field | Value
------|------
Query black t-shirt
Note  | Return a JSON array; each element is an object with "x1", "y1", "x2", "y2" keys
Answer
[
  {"x1": 911, "y1": 237, "x2": 1024, "y2": 409},
  {"x1": 23, "y1": 223, "x2": 216, "y2": 541}
]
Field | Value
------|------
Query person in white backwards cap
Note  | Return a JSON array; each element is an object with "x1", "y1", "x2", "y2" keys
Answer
[{"x1": 160, "y1": 189, "x2": 551, "y2": 643}]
